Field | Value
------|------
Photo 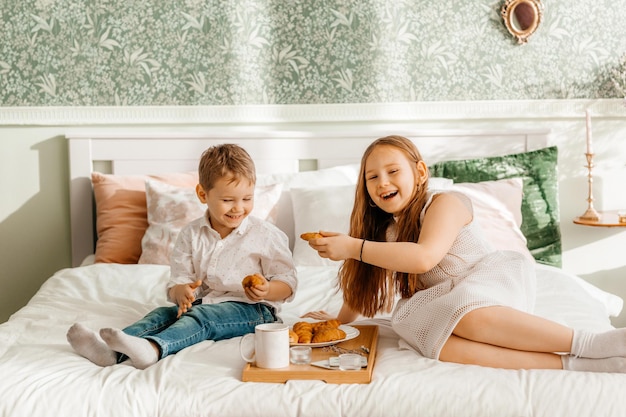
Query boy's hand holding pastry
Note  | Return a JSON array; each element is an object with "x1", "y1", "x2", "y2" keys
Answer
[{"x1": 242, "y1": 273, "x2": 269, "y2": 301}]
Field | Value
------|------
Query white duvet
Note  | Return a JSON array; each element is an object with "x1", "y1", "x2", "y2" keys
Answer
[{"x1": 0, "y1": 262, "x2": 624, "y2": 417}]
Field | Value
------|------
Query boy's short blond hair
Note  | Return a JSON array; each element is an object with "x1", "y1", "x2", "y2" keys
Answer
[{"x1": 198, "y1": 144, "x2": 256, "y2": 190}]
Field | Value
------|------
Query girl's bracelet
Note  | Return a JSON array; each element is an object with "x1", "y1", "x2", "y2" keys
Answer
[{"x1": 359, "y1": 239, "x2": 365, "y2": 262}]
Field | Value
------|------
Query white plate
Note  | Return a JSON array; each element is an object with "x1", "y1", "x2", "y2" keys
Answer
[{"x1": 290, "y1": 324, "x2": 360, "y2": 348}]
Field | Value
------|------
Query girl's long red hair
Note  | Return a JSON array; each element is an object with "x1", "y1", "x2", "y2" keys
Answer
[{"x1": 339, "y1": 135, "x2": 430, "y2": 317}]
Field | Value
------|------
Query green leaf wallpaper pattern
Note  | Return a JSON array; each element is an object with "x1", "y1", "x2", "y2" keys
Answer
[{"x1": 1, "y1": 0, "x2": 625, "y2": 106}]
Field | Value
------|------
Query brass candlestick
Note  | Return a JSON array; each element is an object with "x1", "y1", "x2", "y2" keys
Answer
[{"x1": 579, "y1": 152, "x2": 600, "y2": 221}]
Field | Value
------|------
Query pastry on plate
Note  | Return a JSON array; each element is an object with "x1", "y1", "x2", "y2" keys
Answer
[
  {"x1": 293, "y1": 321, "x2": 314, "y2": 344},
  {"x1": 311, "y1": 319, "x2": 341, "y2": 332},
  {"x1": 311, "y1": 327, "x2": 346, "y2": 344},
  {"x1": 292, "y1": 320, "x2": 346, "y2": 344}
]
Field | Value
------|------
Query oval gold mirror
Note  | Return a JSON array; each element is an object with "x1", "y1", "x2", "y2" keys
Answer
[{"x1": 501, "y1": 0, "x2": 544, "y2": 44}]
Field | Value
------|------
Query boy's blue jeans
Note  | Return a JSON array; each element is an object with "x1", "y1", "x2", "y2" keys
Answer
[{"x1": 120, "y1": 301, "x2": 277, "y2": 362}]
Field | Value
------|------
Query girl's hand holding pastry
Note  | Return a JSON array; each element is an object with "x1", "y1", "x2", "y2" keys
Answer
[
  {"x1": 300, "y1": 232, "x2": 323, "y2": 241},
  {"x1": 306, "y1": 231, "x2": 362, "y2": 262}
]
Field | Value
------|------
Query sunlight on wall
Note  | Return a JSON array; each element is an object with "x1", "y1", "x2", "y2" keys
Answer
[{"x1": 0, "y1": 136, "x2": 40, "y2": 221}]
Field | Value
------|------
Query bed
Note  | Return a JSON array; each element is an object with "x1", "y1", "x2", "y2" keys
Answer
[{"x1": 1, "y1": 128, "x2": 625, "y2": 417}]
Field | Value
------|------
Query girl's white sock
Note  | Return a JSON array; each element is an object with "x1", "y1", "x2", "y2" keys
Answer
[
  {"x1": 66, "y1": 323, "x2": 117, "y2": 366},
  {"x1": 561, "y1": 355, "x2": 626, "y2": 373},
  {"x1": 99, "y1": 328, "x2": 158, "y2": 369},
  {"x1": 570, "y1": 328, "x2": 626, "y2": 359}
]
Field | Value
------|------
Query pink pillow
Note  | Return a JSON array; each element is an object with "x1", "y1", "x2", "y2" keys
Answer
[
  {"x1": 91, "y1": 171, "x2": 199, "y2": 264},
  {"x1": 138, "y1": 179, "x2": 283, "y2": 265},
  {"x1": 452, "y1": 178, "x2": 534, "y2": 262}
]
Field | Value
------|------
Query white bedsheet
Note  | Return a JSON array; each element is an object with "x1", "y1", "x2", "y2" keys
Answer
[{"x1": 0, "y1": 262, "x2": 624, "y2": 417}]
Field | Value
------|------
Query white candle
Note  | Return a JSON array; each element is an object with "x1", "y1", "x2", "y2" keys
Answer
[{"x1": 585, "y1": 110, "x2": 593, "y2": 154}]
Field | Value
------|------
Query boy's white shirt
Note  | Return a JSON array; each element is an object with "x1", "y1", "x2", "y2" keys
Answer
[{"x1": 167, "y1": 212, "x2": 297, "y2": 313}]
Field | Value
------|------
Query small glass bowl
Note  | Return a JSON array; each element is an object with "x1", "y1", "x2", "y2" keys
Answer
[{"x1": 290, "y1": 346, "x2": 312, "y2": 365}]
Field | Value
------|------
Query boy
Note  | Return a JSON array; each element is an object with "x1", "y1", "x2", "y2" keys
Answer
[{"x1": 67, "y1": 144, "x2": 297, "y2": 369}]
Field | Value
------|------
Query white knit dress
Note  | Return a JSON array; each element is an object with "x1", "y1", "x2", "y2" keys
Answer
[{"x1": 390, "y1": 191, "x2": 536, "y2": 359}]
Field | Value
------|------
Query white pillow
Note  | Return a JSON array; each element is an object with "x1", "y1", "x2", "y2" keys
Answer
[
  {"x1": 138, "y1": 179, "x2": 283, "y2": 265},
  {"x1": 291, "y1": 184, "x2": 356, "y2": 267},
  {"x1": 257, "y1": 164, "x2": 361, "y2": 250},
  {"x1": 452, "y1": 178, "x2": 534, "y2": 262},
  {"x1": 290, "y1": 177, "x2": 454, "y2": 267}
]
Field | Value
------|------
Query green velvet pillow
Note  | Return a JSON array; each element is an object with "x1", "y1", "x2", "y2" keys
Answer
[{"x1": 430, "y1": 146, "x2": 561, "y2": 267}]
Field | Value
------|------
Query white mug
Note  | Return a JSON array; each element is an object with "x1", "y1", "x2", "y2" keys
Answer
[{"x1": 240, "y1": 323, "x2": 290, "y2": 369}]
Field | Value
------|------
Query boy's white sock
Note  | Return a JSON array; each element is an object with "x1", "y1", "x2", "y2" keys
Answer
[
  {"x1": 570, "y1": 328, "x2": 626, "y2": 358},
  {"x1": 99, "y1": 328, "x2": 158, "y2": 369},
  {"x1": 561, "y1": 355, "x2": 626, "y2": 373},
  {"x1": 66, "y1": 323, "x2": 117, "y2": 366}
]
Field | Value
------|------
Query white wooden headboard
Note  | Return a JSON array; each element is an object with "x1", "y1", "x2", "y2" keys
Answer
[{"x1": 66, "y1": 128, "x2": 550, "y2": 266}]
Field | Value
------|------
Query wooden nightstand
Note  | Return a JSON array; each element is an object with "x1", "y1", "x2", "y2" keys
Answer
[{"x1": 573, "y1": 210, "x2": 626, "y2": 227}]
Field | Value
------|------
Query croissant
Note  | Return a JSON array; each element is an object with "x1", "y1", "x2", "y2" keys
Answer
[
  {"x1": 293, "y1": 321, "x2": 312, "y2": 332},
  {"x1": 293, "y1": 322, "x2": 313, "y2": 344},
  {"x1": 311, "y1": 319, "x2": 341, "y2": 332},
  {"x1": 311, "y1": 327, "x2": 346, "y2": 344},
  {"x1": 289, "y1": 330, "x2": 299, "y2": 344},
  {"x1": 241, "y1": 273, "x2": 265, "y2": 289},
  {"x1": 295, "y1": 329, "x2": 313, "y2": 344},
  {"x1": 300, "y1": 232, "x2": 323, "y2": 241}
]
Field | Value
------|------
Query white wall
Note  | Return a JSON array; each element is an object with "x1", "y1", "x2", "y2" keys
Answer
[
  {"x1": 1, "y1": 100, "x2": 625, "y2": 326},
  {"x1": 0, "y1": 127, "x2": 71, "y2": 323}
]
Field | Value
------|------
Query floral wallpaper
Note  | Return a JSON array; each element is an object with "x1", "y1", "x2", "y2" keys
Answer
[{"x1": 1, "y1": 0, "x2": 625, "y2": 106}]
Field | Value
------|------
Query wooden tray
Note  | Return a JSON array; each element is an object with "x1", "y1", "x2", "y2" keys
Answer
[{"x1": 241, "y1": 325, "x2": 378, "y2": 384}]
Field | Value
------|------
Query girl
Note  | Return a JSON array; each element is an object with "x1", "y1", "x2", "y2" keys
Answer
[{"x1": 304, "y1": 135, "x2": 626, "y2": 373}]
